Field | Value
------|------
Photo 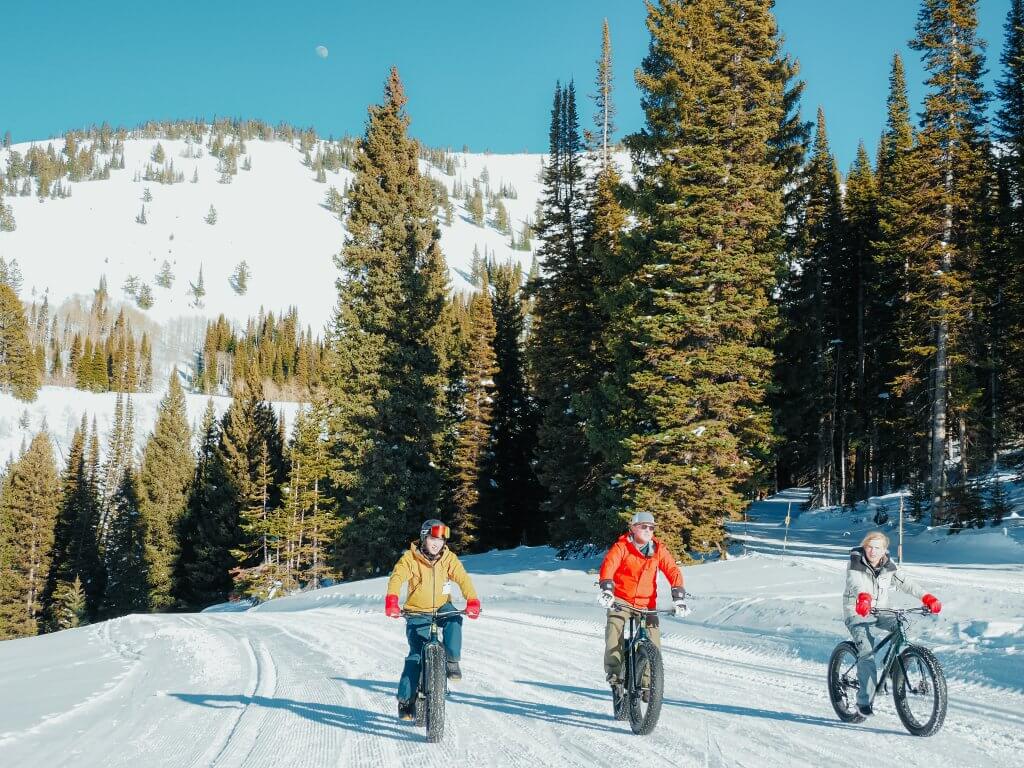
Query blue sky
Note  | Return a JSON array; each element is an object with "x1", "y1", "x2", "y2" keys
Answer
[{"x1": 3, "y1": 1, "x2": 1013, "y2": 171}]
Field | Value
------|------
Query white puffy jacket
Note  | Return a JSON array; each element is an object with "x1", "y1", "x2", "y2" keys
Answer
[{"x1": 842, "y1": 547, "x2": 925, "y2": 626}]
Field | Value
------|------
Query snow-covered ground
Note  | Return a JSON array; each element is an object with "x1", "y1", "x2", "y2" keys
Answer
[
  {"x1": 1, "y1": 490, "x2": 1022, "y2": 767},
  {"x1": 0, "y1": 134, "x2": 556, "y2": 335}
]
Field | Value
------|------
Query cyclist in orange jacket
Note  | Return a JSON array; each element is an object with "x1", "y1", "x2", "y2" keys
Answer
[{"x1": 598, "y1": 511, "x2": 687, "y2": 699}]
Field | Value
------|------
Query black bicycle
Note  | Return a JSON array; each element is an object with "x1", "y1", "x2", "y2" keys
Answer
[
  {"x1": 608, "y1": 601, "x2": 680, "y2": 735},
  {"x1": 827, "y1": 607, "x2": 947, "y2": 736},
  {"x1": 400, "y1": 608, "x2": 469, "y2": 743}
]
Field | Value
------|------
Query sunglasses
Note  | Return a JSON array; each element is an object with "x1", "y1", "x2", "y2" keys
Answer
[
  {"x1": 633, "y1": 523, "x2": 655, "y2": 531},
  {"x1": 426, "y1": 524, "x2": 450, "y2": 540}
]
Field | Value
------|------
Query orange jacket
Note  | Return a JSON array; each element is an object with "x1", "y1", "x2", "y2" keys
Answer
[{"x1": 599, "y1": 534, "x2": 684, "y2": 610}]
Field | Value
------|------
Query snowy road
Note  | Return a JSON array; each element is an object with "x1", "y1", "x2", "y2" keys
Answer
[{"x1": 3, "y1": 543, "x2": 1023, "y2": 768}]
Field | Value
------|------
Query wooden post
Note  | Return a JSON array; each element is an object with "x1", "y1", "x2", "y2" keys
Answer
[
  {"x1": 898, "y1": 495, "x2": 904, "y2": 565},
  {"x1": 783, "y1": 502, "x2": 792, "y2": 554}
]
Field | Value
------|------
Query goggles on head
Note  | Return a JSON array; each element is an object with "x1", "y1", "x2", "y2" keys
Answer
[{"x1": 423, "y1": 523, "x2": 450, "y2": 540}]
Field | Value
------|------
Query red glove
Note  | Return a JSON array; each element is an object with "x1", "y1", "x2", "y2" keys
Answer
[
  {"x1": 922, "y1": 594, "x2": 941, "y2": 614},
  {"x1": 855, "y1": 592, "x2": 872, "y2": 617},
  {"x1": 465, "y1": 598, "x2": 481, "y2": 619},
  {"x1": 385, "y1": 594, "x2": 400, "y2": 618}
]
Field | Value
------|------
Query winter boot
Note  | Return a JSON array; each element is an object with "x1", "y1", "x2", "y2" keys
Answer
[{"x1": 446, "y1": 661, "x2": 462, "y2": 681}]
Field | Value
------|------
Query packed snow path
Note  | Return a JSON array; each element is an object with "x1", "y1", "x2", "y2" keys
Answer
[{"x1": 2, "y1": 531, "x2": 1023, "y2": 767}]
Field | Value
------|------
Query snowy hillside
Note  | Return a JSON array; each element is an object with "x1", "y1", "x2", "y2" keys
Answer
[
  {"x1": 0, "y1": 133, "x2": 555, "y2": 334},
  {"x1": 1, "y1": 491, "x2": 1022, "y2": 767},
  {"x1": 0, "y1": 385, "x2": 304, "y2": 464}
]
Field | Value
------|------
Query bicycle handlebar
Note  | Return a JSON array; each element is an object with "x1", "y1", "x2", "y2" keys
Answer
[
  {"x1": 610, "y1": 600, "x2": 681, "y2": 617},
  {"x1": 870, "y1": 606, "x2": 931, "y2": 617},
  {"x1": 400, "y1": 608, "x2": 473, "y2": 617}
]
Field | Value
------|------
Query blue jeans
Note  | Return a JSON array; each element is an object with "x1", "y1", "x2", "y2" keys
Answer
[
  {"x1": 396, "y1": 602, "x2": 463, "y2": 702},
  {"x1": 848, "y1": 615, "x2": 898, "y2": 707}
]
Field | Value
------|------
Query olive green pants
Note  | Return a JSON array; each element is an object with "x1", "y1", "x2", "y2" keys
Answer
[{"x1": 604, "y1": 607, "x2": 661, "y2": 682}]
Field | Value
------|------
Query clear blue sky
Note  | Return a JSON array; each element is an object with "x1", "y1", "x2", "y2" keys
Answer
[{"x1": 3, "y1": 1, "x2": 1013, "y2": 171}]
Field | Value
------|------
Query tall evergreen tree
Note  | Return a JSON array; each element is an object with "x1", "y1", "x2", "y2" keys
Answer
[
  {"x1": 0, "y1": 432, "x2": 60, "y2": 637},
  {"x1": 0, "y1": 283, "x2": 41, "y2": 401},
  {"x1": 447, "y1": 284, "x2": 498, "y2": 551},
  {"x1": 480, "y1": 264, "x2": 544, "y2": 548},
  {"x1": 909, "y1": 0, "x2": 990, "y2": 520},
  {"x1": 775, "y1": 109, "x2": 847, "y2": 507},
  {"x1": 324, "y1": 68, "x2": 449, "y2": 576},
  {"x1": 43, "y1": 416, "x2": 105, "y2": 626},
  {"x1": 138, "y1": 371, "x2": 194, "y2": 611},
  {"x1": 609, "y1": 0, "x2": 784, "y2": 556},
  {"x1": 845, "y1": 143, "x2": 882, "y2": 500},
  {"x1": 100, "y1": 469, "x2": 148, "y2": 617},
  {"x1": 993, "y1": 0, "x2": 1024, "y2": 450},
  {"x1": 528, "y1": 80, "x2": 598, "y2": 550},
  {"x1": 175, "y1": 400, "x2": 232, "y2": 607}
]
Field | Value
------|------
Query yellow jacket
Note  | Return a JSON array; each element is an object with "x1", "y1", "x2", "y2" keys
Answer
[{"x1": 386, "y1": 543, "x2": 478, "y2": 611}]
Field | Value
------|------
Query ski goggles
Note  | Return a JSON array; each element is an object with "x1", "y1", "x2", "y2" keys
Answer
[{"x1": 424, "y1": 523, "x2": 450, "y2": 540}]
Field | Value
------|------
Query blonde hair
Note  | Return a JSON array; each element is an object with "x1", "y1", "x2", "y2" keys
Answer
[{"x1": 861, "y1": 531, "x2": 889, "y2": 549}]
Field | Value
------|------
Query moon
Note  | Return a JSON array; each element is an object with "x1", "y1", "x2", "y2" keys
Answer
[{"x1": 315, "y1": 45, "x2": 329, "y2": 59}]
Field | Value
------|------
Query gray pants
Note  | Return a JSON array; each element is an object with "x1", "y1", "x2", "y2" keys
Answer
[{"x1": 848, "y1": 615, "x2": 897, "y2": 707}]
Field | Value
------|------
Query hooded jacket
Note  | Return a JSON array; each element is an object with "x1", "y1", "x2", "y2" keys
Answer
[
  {"x1": 842, "y1": 546, "x2": 925, "y2": 625},
  {"x1": 599, "y1": 534, "x2": 684, "y2": 610},
  {"x1": 386, "y1": 542, "x2": 478, "y2": 612}
]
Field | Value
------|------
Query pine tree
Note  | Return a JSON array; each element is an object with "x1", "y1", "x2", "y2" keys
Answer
[
  {"x1": 468, "y1": 187, "x2": 485, "y2": 226},
  {"x1": 447, "y1": 284, "x2": 498, "y2": 551},
  {"x1": 480, "y1": 264, "x2": 544, "y2": 547},
  {"x1": 0, "y1": 432, "x2": 60, "y2": 637},
  {"x1": 138, "y1": 371, "x2": 194, "y2": 611},
  {"x1": 205, "y1": 205, "x2": 217, "y2": 225},
  {"x1": 51, "y1": 576, "x2": 88, "y2": 630},
  {"x1": 229, "y1": 261, "x2": 251, "y2": 295},
  {"x1": 189, "y1": 266, "x2": 206, "y2": 308},
  {"x1": 280, "y1": 402, "x2": 340, "y2": 591},
  {"x1": 845, "y1": 143, "x2": 882, "y2": 500},
  {"x1": 324, "y1": 68, "x2": 449, "y2": 576},
  {"x1": 101, "y1": 469, "x2": 148, "y2": 617},
  {"x1": 0, "y1": 283, "x2": 41, "y2": 401},
  {"x1": 994, "y1": 0, "x2": 1024, "y2": 451},
  {"x1": 775, "y1": 109, "x2": 847, "y2": 508},
  {"x1": 43, "y1": 416, "x2": 105, "y2": 626},
  {"x1": 156, "y1": 260, "x2": 174, "y2": 289},
  {"x1": 909, "y1": 0, "x2": 990, "y2": 521},
  {"x1": 216, "y1": 370, "x2": 286, "y2": 597},
  {"x1": 527, "y1": 80, "x2": 596, "y2": 551},
  {"x1": 175, "y1": 400, "x2": 233, "y2": 607},
  {"x1": 609, "y1": 0, "x2": 784, "y2": 557}
]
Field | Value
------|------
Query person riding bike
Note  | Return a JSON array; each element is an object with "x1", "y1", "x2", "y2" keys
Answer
[
  {"x1": 598, "y1": 511, "x2": 687, "y2": 699},
  {"x1": 843, "y1": 530, "x2": 941, "y2": 716},
  {"x1": 385, "y1": 519, "x2": 481, "y2": 722}
]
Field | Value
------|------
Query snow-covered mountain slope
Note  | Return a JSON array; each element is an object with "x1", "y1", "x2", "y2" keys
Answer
[
  {"x1": 0, "y1": 134, "x2": 554, "y2": 334},
  {"x1": 0, "y1": 385, "x2": 305, "y2": 464},
  {"x1": 1, "y1": 495, "x2": 1022, "y2": 767}
]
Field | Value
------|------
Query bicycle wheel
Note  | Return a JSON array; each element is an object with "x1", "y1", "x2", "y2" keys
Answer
[
  {"x1": 626, "y1": 640, "x2": 664, "y2": 735},
  {"x1": 827, "y1": 642, "x2": 866, "y2": 723},
  {"x1": 892, "y1": 645, "x2": 947, "y2": 736},
  {"x1": 423, "y1": 642, "x2": 447, "y2": 743}
]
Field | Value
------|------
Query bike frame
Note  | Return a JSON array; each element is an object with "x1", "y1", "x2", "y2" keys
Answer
[
  {"x1": 844, "y1": 607, "x2": 928, "y2": 705},
  {"x1": 613, "y1": 602, "x2": 674, "y2": 695},
  {"x1": 400, "y1": 607, "x2": 469, "y2": 701}
]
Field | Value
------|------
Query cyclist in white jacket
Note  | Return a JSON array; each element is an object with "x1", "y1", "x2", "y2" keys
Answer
[{"x1": 842, "y1": 531, "x2": 942, "y2": 715}]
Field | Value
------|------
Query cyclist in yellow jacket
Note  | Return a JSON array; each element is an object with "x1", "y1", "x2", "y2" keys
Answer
[{"x1": 385, "y1": 519, "x2": 481, "y2": 721}]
